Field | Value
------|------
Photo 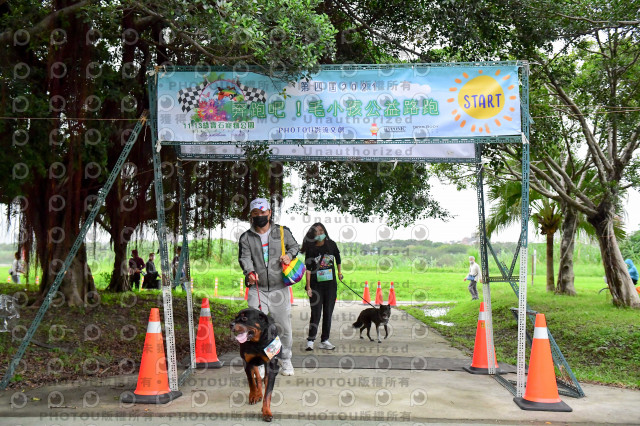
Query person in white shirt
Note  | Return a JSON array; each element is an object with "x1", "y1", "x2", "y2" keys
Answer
[
  {"x1": 463, "y1": 256, "x2": 481, "y2": 300},
  {"x1": 10, "y1": 252, "x2": 24, "y2": 284}
]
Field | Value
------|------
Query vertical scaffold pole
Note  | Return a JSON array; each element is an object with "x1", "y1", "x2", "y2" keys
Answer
[
  {"x1": 517, "y1": 63, "x2": 531, "y2": 397},
  {"x1": 149, "y1": 75, "x2": 179, "y2": 391},
  {"x1": 177, "y1": 159, "x2": 196, "y2": 374},
  {"x1": 476, "y1": 144, "x2": 496, "y2": 375}
]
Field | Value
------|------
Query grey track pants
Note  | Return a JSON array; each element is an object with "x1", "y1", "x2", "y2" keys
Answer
[
  {"x1": 468, "y1": 280, "x2": 479, "y2": 299},
  {"x1": 247, "y1": 286, "x2": 292, "y2": 361}
]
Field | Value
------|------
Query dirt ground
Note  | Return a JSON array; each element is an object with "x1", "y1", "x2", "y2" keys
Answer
[{"x1": 0, "y1": 286, "x2": 239, "y2": 389}]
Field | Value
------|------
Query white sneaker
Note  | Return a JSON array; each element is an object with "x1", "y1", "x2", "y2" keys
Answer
[
  {"x1": 258, "y1": 364, "x2": 264, "y2": 379},
  {"x1": 281, "y1": 359, "x2": 294, "y2": 376},
  {"x1": 318, "y1": 340, "x2": 335, "y2": 350},
  {"x1": 305, "y1": 340, "x2": 314, "y2": 351}
]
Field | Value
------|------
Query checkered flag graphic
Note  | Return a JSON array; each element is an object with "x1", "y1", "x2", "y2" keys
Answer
[
  {"x1": 177, "y1": 82, "x2": 207, "y2": 113},
  {"x1": 238, "y1": 83, "x2": 267, "y2": 104}
]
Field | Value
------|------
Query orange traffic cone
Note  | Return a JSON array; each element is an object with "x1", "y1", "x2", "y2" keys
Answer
[
  {"x1": 121, "y1": 308, "x2": 182, "y2": 404},
  {"x1": 362, "y1": 281, "x2": 371, "y2": 305},
  {"x1": 388, "y1": 281, "x2": 397, "y2": 306},
  {"x1": 244, "y1": 286, "x2": 249, "y2": 301},
  {"x1": 195, "y1": 298, "x2": 223, "y2": 369},
  {"x1": 289, "y1": 286, "x2": 295, "y2": 305},
  {"x1": 375, "y1": 281, "x2": 383, "y2": 305},
  {"x1": 514, "y1": 314, "x2": 572, "y2": 412},
  {"x1": 463, "y1": 302, "x2": 504, "y2": 375}
]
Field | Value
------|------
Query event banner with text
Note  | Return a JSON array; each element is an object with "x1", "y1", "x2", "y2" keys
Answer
[{"x1": 155, "y1": 65, "x2": 522, "y2": 160}]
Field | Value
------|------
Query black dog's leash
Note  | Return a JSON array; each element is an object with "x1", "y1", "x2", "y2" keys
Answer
[
  {"x1": 338, "y1": 277, "x2": 378, "y2": 309},
  {"x1": 253, "y1": 275, "x2": 376, "y2": 310}
]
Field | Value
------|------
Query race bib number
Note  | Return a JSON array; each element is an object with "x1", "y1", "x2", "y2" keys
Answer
[
  {"x1": 264, "y1": 336, "x2": 282, "y2": 359},
  {"x1": 317, "y1": 269, "x2": 334, "y2": 282}
]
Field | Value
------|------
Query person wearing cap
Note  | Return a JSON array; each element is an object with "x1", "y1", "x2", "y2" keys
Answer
[{"x1": 238, "y1": 198, "x2": 300, "y2": 376}]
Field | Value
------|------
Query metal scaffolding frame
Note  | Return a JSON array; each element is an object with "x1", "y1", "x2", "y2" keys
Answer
[{"x1": 1, "y1": 61, "x2": 582, "y2": 401}]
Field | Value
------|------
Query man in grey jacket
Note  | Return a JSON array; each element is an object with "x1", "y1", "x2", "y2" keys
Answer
[{"x1": 238, "y1": 198, "x2": 300, "y2": 376}]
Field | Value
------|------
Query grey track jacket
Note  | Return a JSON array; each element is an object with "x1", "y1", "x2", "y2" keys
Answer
[{"x1": 238, "y1": 223, "x2": 300, "y2": 292}]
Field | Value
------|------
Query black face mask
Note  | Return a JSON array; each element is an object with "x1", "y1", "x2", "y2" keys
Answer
[{"x1": 251, "y1": 215, "x2": 269, "y2": 228}]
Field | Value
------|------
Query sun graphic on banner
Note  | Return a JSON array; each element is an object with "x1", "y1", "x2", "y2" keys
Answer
[{"x1": 447, "y1": 69, "x2": 518, "y2": 134}]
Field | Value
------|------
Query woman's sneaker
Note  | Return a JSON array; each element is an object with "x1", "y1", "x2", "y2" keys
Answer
[
  {"x1": 318, "y1": 340, "x2": 335, "y2": 350},
  {"x1": 305, "y1": 340, "x2": 314, "y2": 351}
]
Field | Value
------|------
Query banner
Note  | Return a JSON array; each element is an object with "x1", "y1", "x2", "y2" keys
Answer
[
  {"x1": 154, "y1": 64, "x2": 522, "y2": 160},
  {"x1": 179, "y1": 142, "x2": 476, "y2": 161}
]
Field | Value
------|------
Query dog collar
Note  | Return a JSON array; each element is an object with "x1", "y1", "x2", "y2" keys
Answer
[{"x1": 264, "y1": 336, "x2": 282, "y2": 359}]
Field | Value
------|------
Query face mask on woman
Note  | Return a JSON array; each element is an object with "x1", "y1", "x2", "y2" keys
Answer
[
  {"x1": 251, "y1": 215, "x2": 269, "y2": 228},
  {"x1": 314, "y1": 233, "x2": 326, "y2": 242}
]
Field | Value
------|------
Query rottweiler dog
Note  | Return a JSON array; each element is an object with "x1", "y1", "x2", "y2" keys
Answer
[
  {"x1": 352, "y1": 305, "x2": 391, "y2": 343},
  {"x1": 230, "y1": 308, "x2": 281, "y2": 422}
]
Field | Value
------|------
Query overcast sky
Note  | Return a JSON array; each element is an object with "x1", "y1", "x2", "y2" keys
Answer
[{"x1": 3, "y1": 170, "x2": 637, "y2": 247}]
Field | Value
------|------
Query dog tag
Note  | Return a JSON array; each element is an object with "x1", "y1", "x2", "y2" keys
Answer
[{"x1": 264, "y1": 336, "x2": 282, "y2": 359}]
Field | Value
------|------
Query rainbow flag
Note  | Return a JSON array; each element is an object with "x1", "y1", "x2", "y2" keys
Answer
[{"x1": 282, "y1": 258, "x2": 306, "y2": 285}]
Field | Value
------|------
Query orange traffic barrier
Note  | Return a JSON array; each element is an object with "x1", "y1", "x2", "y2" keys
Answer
[
  {"x1": 195, "y1": 298, "x2": 223, "y2": 369},
  {"x1": 514, "y1": 314, "x2": 572, "y2": 412},
  {"x1": 240, "y1": 277, "x2": 245, "y2": 296},
  {"x1": 289, "y1": 286, "x2": 295, "y2": 305},
  {"x1": 362, "y1": 281, "x2": 371, "y2": 305},
  {"x1": 463, "y1": 302, "x2": 504, "y2": 375},
  {"x1": 244, "y1": 286, "x2": 249, "y2": 301},
  {"x1": 121, "y1": 308, "x2": 182, "y2": 404},
  {"x1": 388, "y1": 281, "x2": 397, "y2": 306},
  {"x1": 375, "y1": 281, "x2": 383, "y2": 305},
  {"x1": 214, "y1": 277, "x2": 218, "y2": 297}
]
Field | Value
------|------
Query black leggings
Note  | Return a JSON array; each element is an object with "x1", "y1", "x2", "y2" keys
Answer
[{"x1": 308, "y1": 281, "x2": 337, "y2": 342}]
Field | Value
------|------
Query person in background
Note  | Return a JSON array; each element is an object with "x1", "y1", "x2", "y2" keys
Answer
[
  {"x1": 10, "y1": 252, "x2": 24, "y2": 284},
  {"x1": 128, "y1": 249, "x2": 145, "y2": 291},
  {"x1": 625, "y1": 259, "x2": 638, "y2": 285},
  {"x1": 301, "y1": 222, "x2": 342, "y2": 351},
  {"x1": 144, "y1": 252, "x2": 160, "y2": 289},
  {"x1": 172, "y1": 246, "x2": 186, "y2": 291},
  {"x1": 238, "y1": 197, "x2": 300, "y2": 376},
  {"x1": 463, "y1": 255, "x2": 481, "y2": 300}
]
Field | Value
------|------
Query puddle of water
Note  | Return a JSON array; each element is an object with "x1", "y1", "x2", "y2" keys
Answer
[
  {"x1": 423, "y1": 306, "x2": 454, "y2": 326},
  {"x1": 422, "y1": 306, "x2": 451, "y2": 318}
]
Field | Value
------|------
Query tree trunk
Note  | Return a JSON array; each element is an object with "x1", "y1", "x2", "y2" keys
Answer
[
  {"x1": 108, "y1": 239, "x2": 131, "y2": 292},
  {"x1": 39, "y1": 242, "x2": 96, "y2": 307},
  {"x1": 556, "y1": 204, "x2": 578, "y2": 295},
  {"x1": 589, "y1": 212, "x2": 640, "y2": 308},
  {"x1": 545, "y1": 232, "x2": 555, "y2": 292}
]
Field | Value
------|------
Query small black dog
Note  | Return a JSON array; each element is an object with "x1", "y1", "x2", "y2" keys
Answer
[
  {"x1": 230, "y1": 308, "x2": 280, "y2": 422},
  {"x1": 352, "y1": 305, "x2": 391, "y2": 343}
]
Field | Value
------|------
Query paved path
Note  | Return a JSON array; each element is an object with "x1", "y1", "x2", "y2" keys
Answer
[{"x1": 2, "y1": 300, "x2": 639, "y2": 424}]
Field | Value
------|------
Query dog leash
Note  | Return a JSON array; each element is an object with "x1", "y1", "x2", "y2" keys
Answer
[
  {"x1": 338, "y1": 277, "x2": 378, "y2": 309},
  {"x1": 248, "y1": 272, "x2": 263, "y2": 312}
]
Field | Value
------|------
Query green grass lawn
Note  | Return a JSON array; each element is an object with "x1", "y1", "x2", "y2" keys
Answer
[
  {"x1": 10, "y1": 255, "x2": 639, "y2": 389},
  {"x1": 400, "y1": 281, "x2": 640, "y2": 389},
  {"x1": 124, "y1": 267, "x2": 610, "y2": 303}
]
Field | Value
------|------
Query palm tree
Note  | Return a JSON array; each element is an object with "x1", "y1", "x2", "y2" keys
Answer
[
  {"x1": 531, "y1": 200, "x2": 563, "y2": 292},
  {"x1": 485, "y1": 180, "x2": 560, "y2": 292}
]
